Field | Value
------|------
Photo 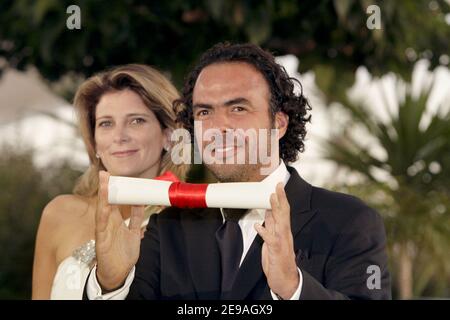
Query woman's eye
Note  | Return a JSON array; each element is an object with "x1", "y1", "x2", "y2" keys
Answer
[
  {"x1": 98, "y1": 121, "x2": 112, "y2": 127},
  {"x1": 131, "y1": 118, "x2": 146, "y2": 124}
]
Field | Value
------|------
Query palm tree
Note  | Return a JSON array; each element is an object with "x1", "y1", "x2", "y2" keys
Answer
[{"x1": 323, "y1": 74, "x2": 450, "y2": 299}]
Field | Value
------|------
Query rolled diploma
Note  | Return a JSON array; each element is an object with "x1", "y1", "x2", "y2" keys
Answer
[
  {"x1": 108, "y1": 176, "x2": 275, "y2": 209},
  {"x1": 109, "y1": 176, "x2": 173, "y2": 206},
  {"x1": 205, "y1": 183, "x2": 273, "y2": 209}
]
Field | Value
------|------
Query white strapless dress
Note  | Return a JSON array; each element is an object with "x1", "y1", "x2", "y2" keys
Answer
[
  {"x1": 50, "y1": 239, "x2": 96, "y2": 300},
  {"x1": 50, "y1": 218, "x2": 149, "y2": 300}
]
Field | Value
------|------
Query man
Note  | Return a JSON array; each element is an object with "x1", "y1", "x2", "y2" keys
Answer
[{"x1": 85, "y1": 43, "x2": 391, "y2": 300}]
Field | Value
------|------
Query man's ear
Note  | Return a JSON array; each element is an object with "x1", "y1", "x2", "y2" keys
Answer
[{"x1": 275, "y1": 111, "x2": 289, "y2": 139}]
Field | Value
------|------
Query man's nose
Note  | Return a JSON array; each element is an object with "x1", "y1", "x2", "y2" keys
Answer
[{"x1": 211, "y1": 110, "x2": 233, "y2": 133}]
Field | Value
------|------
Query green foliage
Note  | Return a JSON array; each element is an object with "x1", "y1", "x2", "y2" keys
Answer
[
  {"x1": 0, "y1": 0, "x2": 449, "y2": 101},
  {"x1": 0, "y1": 145, "x2": 82, "y2": 299},
  {"x1": 324, "y1": 81, "x2": 450, "y2": 298}
]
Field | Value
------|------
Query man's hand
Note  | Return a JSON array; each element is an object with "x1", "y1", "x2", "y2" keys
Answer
[
  {"x1": 95, "y1": 171, "x2": 145, "y2": 291},
  {"x1": 255, "y1": 183, "x2": 299, "y2": 299}
]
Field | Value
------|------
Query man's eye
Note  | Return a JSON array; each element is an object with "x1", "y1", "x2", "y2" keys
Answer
[
  {"x1": 232, "y1": 106, "x2": 245, "y2": 112},
  {"x1": 131, "y1": 118, "x2": 146, "y2": 124},
  {"x1": 197, "y1": 110, "x2": 210, "y2": 116}
]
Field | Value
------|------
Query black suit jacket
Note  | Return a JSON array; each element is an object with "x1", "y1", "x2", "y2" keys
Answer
[{"x1": 124, "y1": 166, "x2": 391, "y2": 299}]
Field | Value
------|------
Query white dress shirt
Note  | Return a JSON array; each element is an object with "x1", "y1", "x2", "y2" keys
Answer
[{"x1": 87, "y1": 162, "x2": 303, "y2": 300}]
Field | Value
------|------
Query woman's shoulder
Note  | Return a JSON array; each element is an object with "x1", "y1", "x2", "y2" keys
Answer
[
  {"x1": 44, "y1": 194, "x2": 92, "y2": 215},
  {"x1": 39, "y1": 195, "x2": 96, "y2": 262},
  {"x1": 40, "y1": 194, "x2": 95, "y2": 232}
]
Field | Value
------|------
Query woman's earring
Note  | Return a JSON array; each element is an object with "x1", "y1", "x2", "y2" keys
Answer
[{"x1": 95, "y1": 153, "x2": 100, "y2": 159}]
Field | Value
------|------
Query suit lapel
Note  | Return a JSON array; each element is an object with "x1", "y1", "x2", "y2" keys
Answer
[
  {"x1": 181, "y1": 208, "x2": 223, "y2": 299},
  {"x1": 230, "y1": 166, "x2": 317, "y2": 299},
  {"x1": 285, "y1": 166, "x2": 317, "y2": 239}
]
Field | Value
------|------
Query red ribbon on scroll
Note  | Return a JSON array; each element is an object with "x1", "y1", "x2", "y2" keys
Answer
[
  {"x1": 153, "y1": 171, "x2": 209, "y2": 208},
  {"x1": 153, "y1": 171, "x2": 180, "y2": 183},
  {"x1": 168, "y1": 182, "x2": 209, "y2": 208}
]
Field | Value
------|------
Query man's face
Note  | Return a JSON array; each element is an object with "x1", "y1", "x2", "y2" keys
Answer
[{"x1": 192, "y1": 62, "x2": 287, "y2": 182}]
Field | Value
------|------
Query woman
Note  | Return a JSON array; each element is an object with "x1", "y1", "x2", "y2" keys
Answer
[{"x1": 32, "y1": 64, "x2": 188, "y2": 299}]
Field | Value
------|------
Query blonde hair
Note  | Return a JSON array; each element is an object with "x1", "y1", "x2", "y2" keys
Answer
[{"x1": 73, "y1": 64, "x2": 189, "y2": 198}]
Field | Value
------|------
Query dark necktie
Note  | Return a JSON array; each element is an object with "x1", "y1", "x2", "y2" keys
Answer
[{"x1": 215, "y1": 208, "x2": 248, "y2": 299}]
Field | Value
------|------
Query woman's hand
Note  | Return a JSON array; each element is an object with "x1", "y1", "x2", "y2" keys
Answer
[{"x1": 95, "y1": 171, "x2": 145, "y2": 291}]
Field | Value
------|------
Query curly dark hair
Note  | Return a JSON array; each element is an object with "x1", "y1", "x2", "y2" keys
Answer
[{"x1": 174, "y1": 42, "x2": 311, "y2": 163}]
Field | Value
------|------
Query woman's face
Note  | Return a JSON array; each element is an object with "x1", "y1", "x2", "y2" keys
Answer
[{"x1": 94, "y1": 89, "x2": 168, "y2": 178}]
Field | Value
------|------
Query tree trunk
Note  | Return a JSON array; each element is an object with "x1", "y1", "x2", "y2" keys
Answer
[{"x1": 398, "y1": 244, "x2": 413, "y2": 299}]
